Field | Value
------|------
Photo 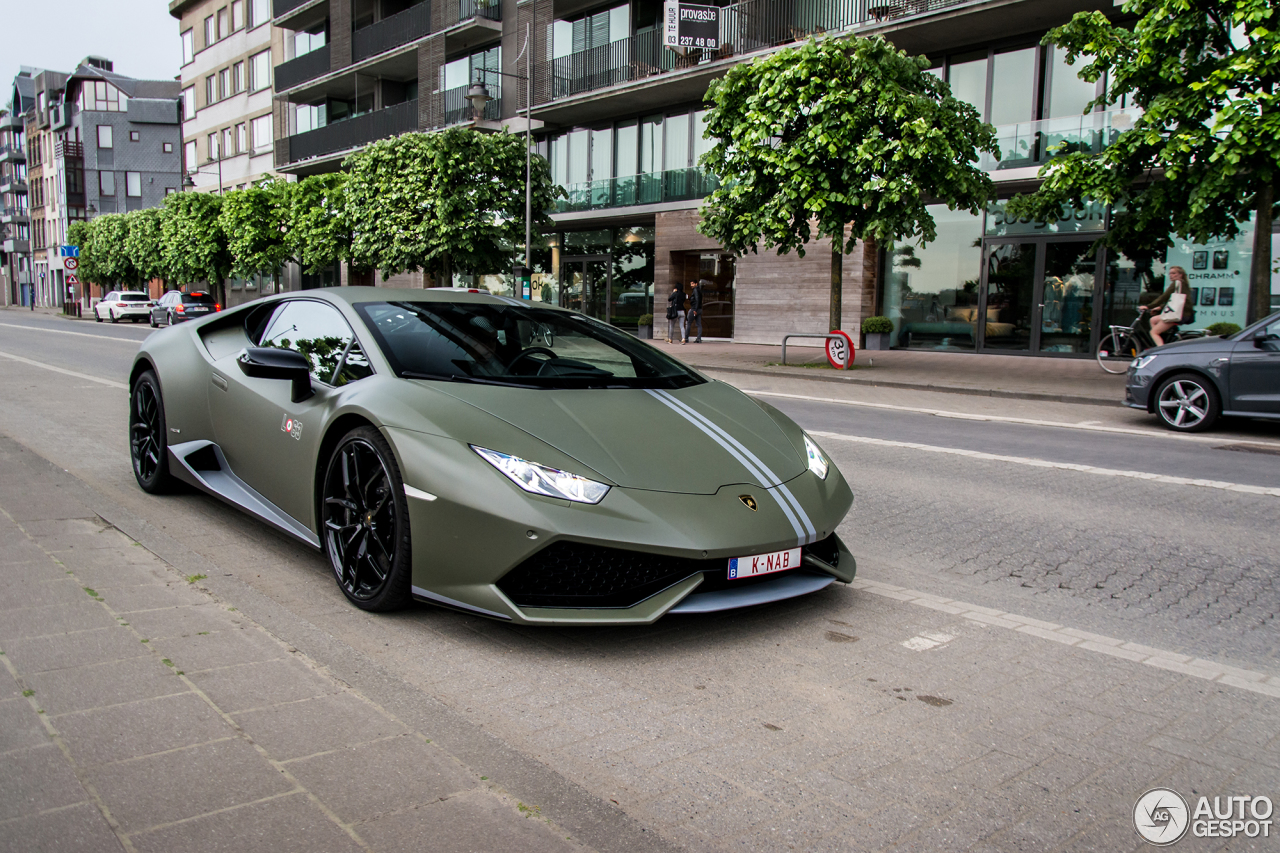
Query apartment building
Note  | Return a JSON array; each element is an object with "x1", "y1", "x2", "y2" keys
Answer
[
  {"x1": 21, "y1": 68, "x2": 70, "y2": 308},
  {"x1": 267, "y1": 0, "x2": 1268, "y2": 354},
  {"x1": 0, "y1": 105, "x2": 30, "y2": 306}
]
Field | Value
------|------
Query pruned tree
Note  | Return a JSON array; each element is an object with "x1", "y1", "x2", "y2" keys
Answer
[
  {"x1": 698, "y1": 35, "x2": 998, "y2": 330},
  {"x1": 344, "y1": 128, "x2": 559, "y2": 283},
  {"x1": 289, "y1": 173, "x2": 352, "y2": 275},
  {"x1": 220, "y1": 179, "x2": 294, "y2": 291},
  {"x1": 161, "y1": 191, "x2": 230, "y2": 302},
  {"x1": 1006, "y1": 0, "x2": 1279, "y2": 323},
  {"x1": 124, "y1": 208, "x2": 169, "y2": 288},
  {"x1": 88, "y1": 214, "x2": 139, "y2": 288},
  {"x1": 66, "y1": 221, "x2": 105, "y2": 290}
]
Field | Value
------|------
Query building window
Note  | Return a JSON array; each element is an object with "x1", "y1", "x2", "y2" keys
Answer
[
  {"x1": 126, "y1": 172, "x2": 141, "y2": 197},
  {"x1": 231, "y1": 0, "x2": 244, "y2": 30},
  {"x1": 165, "y1": 187, "x2": 177, "y2": 196},
  {"x1": 163, "y1": 141, "x2": 174, "y2": 153},
  {"x1": 249, "y1": 0, "x2": 269, "y2": 28},
  {"x1": 236, "y1": 123, "x2": 247, "y2": 154},
  {"x1": 250, "y1": 51, "x2": 271, "y2": 91},
  {"x1": 97, "y1": 125, "x2": 113, "y2": 149},
  {"x1": 208, "y1": 132, "x2": 219, "y2": 160},
  {"x1": 130, "y1": 130, "x2": 141, "y2": 142},
  {"x1": 206, "y1": 75, "x2": 216, "y2": 105},
  {"x1": 251, "y1": 114, "x2": 272, "y2": 151},
  {"x1": 233, "y1": 62, "x2": 245, "y2": 94},
  {"x1": 182, "y1": 86, "x2": 196, "y2": 120},
  {"x1": 204, "y1": 15, "x2": 215, "y2": 48},
  {"x1": 81, "y1": 80, "x2": 125, "y2": 112},
  {"x1": 184, "y1": 140, "x2": 197, "y2": 171},
  {"x1": 181, "y1": 29, "x2": 195, "y2": 65},
  {"x1": 219, "y1": 68, "x2": 230, "y2": 100},
  {"x1": 294, "y1": 28, "x2": 327, "y2": 58},
  {"x1": 99, "y1": 171, "x2": 115, "y2": 195},
  {"x1": 217, "y1": 7, "x2": 229, "y2": 39},
  {"x1": 222, "y1": 127, "x2": 235, "y2": 156}
]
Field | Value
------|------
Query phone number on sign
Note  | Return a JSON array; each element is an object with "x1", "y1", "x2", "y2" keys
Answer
[{"x1": 678, "y1": 37, "x2": 717, "y2": 47}]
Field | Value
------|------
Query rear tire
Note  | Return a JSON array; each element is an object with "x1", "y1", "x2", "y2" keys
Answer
[
  {"x1": 1154, "y1": 372, "x2": 1220, "y2": 432},
  {"x1": 129, "y1": 371, "x2": 175, "y2": 493},
  {"x1": 110, "y1": 310, "x2": 119, "y2": 323},
  {"x1": 1097, "y1": 331, "x2": 1138, "y2": 374},
  {"x1": 95, "y1": 310, "x2": 103, "y2": 323},
  {"x1": 149, "y1": 314, "x2": 158, "y2": 328},
  {"x1": 320, "y1": 426, "x2": 413, "y2": 612}
]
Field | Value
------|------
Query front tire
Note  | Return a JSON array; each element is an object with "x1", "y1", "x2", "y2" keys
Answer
[
  {"x1": 321, "y1": 427, "x2": 412, "y2": 612},
  {"x1": 1155, "y1": 372, "x2": 1220, "y2": 432},
  {"x1": 149, "y1": 314, "x2": 158, "y2": 328},
  {"x1": 130, "y1": 371, "x2": 174, "y2": 492},
  {"x1": 95, "y1": 309, "x2": 103, "y2": 323}
]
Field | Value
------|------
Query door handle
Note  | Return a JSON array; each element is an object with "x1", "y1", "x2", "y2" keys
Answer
[{"x1": 211, "y1": 374, "x2": 228, "y2": 392}]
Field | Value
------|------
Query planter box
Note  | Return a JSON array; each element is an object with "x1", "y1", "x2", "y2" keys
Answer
[
  {"x1": 864, "y1": 332, "x2": 891, "y2": 350},
  {"x1": 637, "y1": 324, "x2": 653, "y2": 339}
]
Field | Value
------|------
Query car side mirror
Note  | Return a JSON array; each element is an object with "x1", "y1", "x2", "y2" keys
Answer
[{"x1": 237, "y1": 347, "x2": 314, "y2": 403}]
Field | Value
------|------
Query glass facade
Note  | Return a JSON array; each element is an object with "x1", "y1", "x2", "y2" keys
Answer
[{"x1": 884, "y1": 206, "x2": 984, "y2": 350}]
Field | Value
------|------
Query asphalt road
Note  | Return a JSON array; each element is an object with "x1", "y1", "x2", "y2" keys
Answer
[{"x1": 2, "y1": 309, "x2": 1278, "y2": 852}]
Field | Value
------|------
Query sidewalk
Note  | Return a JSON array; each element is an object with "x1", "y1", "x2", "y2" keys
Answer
[
  {"x1": 0, "y1": 437, "x2": 588, "y2": 853},
  {"x1": 649, "y1": 338, "x2": 1127, "y2": 406}
]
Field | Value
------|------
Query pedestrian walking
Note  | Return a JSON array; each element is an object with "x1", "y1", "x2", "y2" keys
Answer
[
  {"x1": 666, "y1": 284, "x2": 685, "y2": 344},
  {"x1": 685, "y1": 279, "x2": 705, "y2": 343},
  {"x1": 1147, "y1": 265, "x2": 1194, "y2": 346}
]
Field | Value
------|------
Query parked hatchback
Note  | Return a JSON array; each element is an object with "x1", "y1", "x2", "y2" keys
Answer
[
  {"x1": 1125, "y1": 311, "x2": 1280, "y2": 431},
  {"x1": 150, "y1": 290, "x2": 219, "y2": 327},
  {"x1": 95, "y1": 291, "x2": 153, "y2": 323}
]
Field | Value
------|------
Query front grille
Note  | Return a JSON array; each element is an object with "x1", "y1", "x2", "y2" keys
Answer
[{"x1": 499, "y1": 534, "x2": 844, "y2": 610}]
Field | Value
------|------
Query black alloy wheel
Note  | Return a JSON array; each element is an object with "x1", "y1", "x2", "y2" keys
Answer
[
  {"x1": 1155, "y1": 372, "x2": 1220, "y2": 432},
  {"x1": 321, "y1": 427, "x2": 412, "y2": 611},
  {"x1": 129, "y1": 371, "x2": 173, "y2": 492}
]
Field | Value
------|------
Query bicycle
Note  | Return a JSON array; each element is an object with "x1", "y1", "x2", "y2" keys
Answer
[{"x1": 1096, "y1": 308, "x2": 1205, "y2": 374}]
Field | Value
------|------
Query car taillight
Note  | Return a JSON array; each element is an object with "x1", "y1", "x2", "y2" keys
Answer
[
  {"x1": 116, "y1": 302, "x2": 127, "y2": 307},
  {"x1": 176, "y1": 305, "x2": 186, "y2": 313},
  {"x1": 215, "y1": 304, "x2": 222, "y2": 311}
]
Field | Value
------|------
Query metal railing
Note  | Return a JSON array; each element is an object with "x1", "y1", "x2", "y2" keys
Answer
[
  {"x1": 983, "y1": 107, "x2": 1143, "y2": 172},
  {"x1": 286, "y1": 99, "x2": 419, "y2": 163},
  {"x1": 0, "y1": 144, "x2": 25, "y2": 160},
  {"x1": 353, "y1": 2, "x2": 432, "y2": 62},
  {"x1": 275, "y1": 44, "x2": 331, "y2": 92},
  {"x1": 549, "y1": 0, "x2": 975, "y2": 100},
  {"x1": 55, "y1": 140, "x2": 83, "y2": 159},
  {"x1": 458, "y1": 0, "x2": 501, "y2": 23},
  {"x1": 554, "y1": 168, "x2": 720, "y2": 213},
  {"x1": 440, "y1": 86, "x2": 501, "y2": 127},
  {"x1": 0, "y1": 207, "x2": 29, "y2": 220}
]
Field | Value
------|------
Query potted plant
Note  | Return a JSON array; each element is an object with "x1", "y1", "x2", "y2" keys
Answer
[
  {"x1": 637, "y1": 314, "x2": 654, "y2": 339},
  {"x1": 861, "y1": 316, "x2": 894, "y2": 350}
]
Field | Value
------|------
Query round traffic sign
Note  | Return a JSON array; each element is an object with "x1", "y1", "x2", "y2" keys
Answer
[
  {"x1": 825, "y1": 330, "x2": 854, "y2": 369},
  {"x1": 64, "y1": 257, "x2": 79, "y2": 270}
]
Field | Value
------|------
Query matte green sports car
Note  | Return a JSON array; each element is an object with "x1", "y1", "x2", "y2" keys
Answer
[{"x1": 129, "y1": 287, "x2": 855, "y2": 624}]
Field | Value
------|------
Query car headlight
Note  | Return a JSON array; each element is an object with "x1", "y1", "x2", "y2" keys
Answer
[
  {"x1": 803, "y1": 434, "x2": 829, "y2": 480},
  {"x1": 1133, "y1": 354, "x2": 1158, "y2": 369},
  {"x1": 472, "y1": 446, "x2": 610, "y2": 504}
]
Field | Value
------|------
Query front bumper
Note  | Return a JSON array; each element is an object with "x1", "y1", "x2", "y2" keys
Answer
[
  {"x1": 387, "y1": 427, "x2": 855, "y2": 625},
  {"x1": 1124, "y1": 366, "x2": 1153, "y2": 411}
]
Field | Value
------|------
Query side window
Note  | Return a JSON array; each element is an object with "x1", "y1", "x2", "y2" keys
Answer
[{"x1": 259, "y1": 300, "x2": 372, "y2": 386}]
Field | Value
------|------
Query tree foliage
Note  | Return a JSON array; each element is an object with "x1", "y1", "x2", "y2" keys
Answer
[
  {"x1": 87, "y1": 214, "x2": 138, "y2": 287},
  {"x1": 1005, "y1": 0, "x2": 1280, "y2": 322},
  {"x1": 697, "y1": 35, "x2": 997, "y2": 329},
  {"x1": 289, "y1": 173, "x2": 351, "y2": 273},
  {"x1": 65, "y1": 221, "x2": 106, "y2": 288},
  {"x1": 124, "y1": 208, "x2": 169, "y2": 284},
  {"x1": 220, "y1": 179, "x2": 294, "y2": 280},
  {"x1": 344, "y1": 128, "x2": 559, "y2": 280},
  {"x1": 161, "y1": 191, "x2": 230, "y2": 288}
]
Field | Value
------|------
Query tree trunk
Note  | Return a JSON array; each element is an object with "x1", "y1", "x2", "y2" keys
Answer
[
  {"x1": 829, "y1": 243, "x2": 842, "y2": 332},
  {"x1": 1250, "y1": 182, "x2": 1274, "y2": 325}
]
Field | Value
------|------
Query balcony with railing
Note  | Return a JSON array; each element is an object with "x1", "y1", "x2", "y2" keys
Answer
[
  {"x1": 285, "y1": 98, "x2": 419, "y2": 164},
  {"x1": 274, "y1": 0, "x2": 316, "y2": 19},
  {"x1": 0, "y1": 144, "x2": 25, "y2": 163},
  {"x1": 547, "y1": 0, "x2": 974, "y2": 103},
  {"x1": 55, "y1": 139, "x2": 83, "y2": 159},
  {"x1": 444, "y1": 0, "x2": 502, "y2": 51},
  {"x1": 439, "y1": 86, "x2": 502, "y2": 127},
  {"x1": 275, "y1": 44, "x2": 332, "y2": 93},
  {"x1": 353, "y1": 2, "x2": 432, "y2": 63},
  {"x1": 554, "y1": 168, "x2": 721, "y2": 214},
  {"x1": 982, "y1": 107, "x2": 1141, "y2": 174},
  {"x1": 0, "y1": 207, "x2": 29, "y2": 224},
  {"x1": 458, "y1": 0, "x2": 501, "y2": 23},
  {"x1": 0, "y1": 178, "x2": 28, "y2": 195}
]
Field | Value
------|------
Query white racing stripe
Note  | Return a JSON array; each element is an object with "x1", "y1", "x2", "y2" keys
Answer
[
  {"x1": 0, "y1": 322, "x2": 143, "y2": 345},
  {"x1": 0, "y1": 349, "x2": 127, "y2": 389},
  {"x1": 812, "y1": 430, "x2": 1280, "y2": 498},
  {"x1": 743, "y1": 388, "x2": 1280, "y2": 450},
  {"x1": 646, "y1": 389, "x2": 819, "y2": 545}
]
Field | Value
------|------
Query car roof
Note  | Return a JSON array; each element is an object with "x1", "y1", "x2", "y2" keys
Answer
[{"x1": 296, "y1": 286, "x2": 574, "y2": 314}]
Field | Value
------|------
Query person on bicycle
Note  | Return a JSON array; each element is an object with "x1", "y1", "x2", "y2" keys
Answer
[{"x1": 1145, "y1": 265, "x2": 1193, "y2": 346}]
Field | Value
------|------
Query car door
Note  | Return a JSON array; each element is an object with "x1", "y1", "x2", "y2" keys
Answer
[
  {"x1": 100, "y1": 292, "x2": 117, "y2": 319},
  {"x1": 1228, "y1": 317, "x2": 1280, "y2": 415},
  {"x1": 160, "y1": 292, "x2": 178, "y2": 323},
  {"x1": 207, "y1": 299, "x2": 370, "y2": 528}
]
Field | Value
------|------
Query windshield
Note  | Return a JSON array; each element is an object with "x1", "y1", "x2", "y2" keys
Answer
[
  {"x1": 182, "y1": 292, "x2": 215, "y2": 304},
  {"x1": 120, "y1": 294, "x2": 150, "y2": 302},
  {"x1": 355, "y1": 300, "x2": 704, "y2": 390}
]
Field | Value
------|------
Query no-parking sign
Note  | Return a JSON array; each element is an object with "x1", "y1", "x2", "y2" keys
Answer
[
  {"x1": 825, "y1": 330, "x2": 854, "y2": 369},
  {"x1": 64, "y1": 257, "x2": 79, "y2": 271}
]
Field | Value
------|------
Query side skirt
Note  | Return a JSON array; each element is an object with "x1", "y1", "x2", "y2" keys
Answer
[{"x1": 167, "y1": 440, "x2": 320, "y2": 549}]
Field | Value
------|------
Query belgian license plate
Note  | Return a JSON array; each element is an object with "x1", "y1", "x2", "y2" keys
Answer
[{"x1": 728, "y1": 547, "x2": 801, "y2": 580}]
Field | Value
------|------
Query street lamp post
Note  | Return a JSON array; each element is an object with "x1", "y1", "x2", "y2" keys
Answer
[{"x1": 465, "y1": 22, "x2": 535, "y2": 299}]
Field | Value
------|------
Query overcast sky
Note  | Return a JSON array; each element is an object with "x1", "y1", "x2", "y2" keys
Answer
[{"x1": 2, "y1": 0, "x2": 182, "y2": 103}]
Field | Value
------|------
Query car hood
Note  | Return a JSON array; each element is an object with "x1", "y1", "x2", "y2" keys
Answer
[
  {"x1": 432, "y1": 380, "x2": 807, "y2": 494},
  {"x1": 1148, "y1": 336, "x2": 1235, "y2": 356}
]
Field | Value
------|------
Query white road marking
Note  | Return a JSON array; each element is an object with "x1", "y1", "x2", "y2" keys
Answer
[
  {"x1": 0, "y1": 322, "x2": 143, "y2": 345},
  {"x1": 812, "y1": 430, "x2": 1280, "y2": 497},
  {"x1": 853, "y1": 577, "x2": 1280, "y2": 699},
  {"x1": 0, "y1": 350, "x2": 127, "y2": 390},
  {"x1": 744, "y1": 388, "x2": 1280, "y2": 449}
]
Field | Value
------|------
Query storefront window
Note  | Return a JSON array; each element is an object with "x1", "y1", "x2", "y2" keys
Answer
[
  {"x1": 990, "y1": 47, "x2": 1037, "y2": 126},
  {"x1": 883, "y1": 205, "x2": 984, "y2": 349},
  {"x1": 611, "y1": 226, "x2": 655, "y2": 330},
  {"x1": 1167, "y1": 219, "x2": 1254, "y2": 330},
  {"x1": 986, "y1": 200, "x2": 1106, "y2": 236}
]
